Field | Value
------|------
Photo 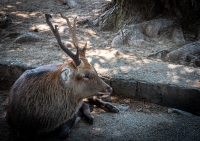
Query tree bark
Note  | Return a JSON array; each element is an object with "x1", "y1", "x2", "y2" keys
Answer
[{"x1": 95, "y1": 0, "x2": 200, "y2": 32}]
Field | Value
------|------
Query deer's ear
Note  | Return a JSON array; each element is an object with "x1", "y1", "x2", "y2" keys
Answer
[{"x1": 61, "y1": 67, "x2": 72, "y2": 81}]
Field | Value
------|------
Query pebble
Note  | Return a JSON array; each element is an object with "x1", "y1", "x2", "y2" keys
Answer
[
  {"x1": 168, "y1": 108, "x2": 193, "y2": 116},
  {"x1": 118, "y1": 104, "x2": 130, "y2": 111}
]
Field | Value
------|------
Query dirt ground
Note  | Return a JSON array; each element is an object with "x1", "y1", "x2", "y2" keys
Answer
[
  {"x1": 1, "y1": 0, "x2": 195, "y2": 67},
  {"x1": 1, "y1": 90, "x2": 200, "y2": 141},
  {"x1": 0, "y1": 0, "x2": 200, "y2": 141}
]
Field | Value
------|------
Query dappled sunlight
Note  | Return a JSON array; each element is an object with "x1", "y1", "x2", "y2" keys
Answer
[
  {"x1": 119, "y1": 66, "x2": 133, "y2": 74},
  {"x1": 168, "y1": 64, "x2": 179, "y2": 69},
  {"x1": 170, "y1": 75, "x2": 181, "y2": 83},
  {"x1": 30, "y1": 24, "x2": 50, "y2": 31},
  {"x1": 14, "y1": 13, "x2": 29, "y2": 18},
  {"x1": 85, "y1": 48, "x2": 199, "y2": 89},
  {"x1": 141, "y1": 59, "x2": 151, "y2": 64},
  {"x1": 85, "y1": 28, "x2": 99, "y2": 38},
  {"x1": 11, "y1": 11, "x2": 42, "y2": 19},
  {"x1": 61, "y1": 54, "x2": 67, "y2": 59},
  {"x1": 181, "y1": 67, "x2": 197, "y2": 74},
  {"x1": 1, "y1": 0, "x2": 199, "y2": 96},
  {"x1": 92, "y1": 127, "x2": 104, "y2": 132},
  {"x1": 2, "y1": 3, "x2": 16, "y2": 12},
  {"x1": 193, "y1": 80, "x2": 200, "y2": 88},
  {"x1": 15, "y1": 1, "x2": 22, "y2": 5},
  {"x1": 29, "y1": 12, "x2": 41, "y2": 17},
  {"x1": 0, "y1": 0, "x2": 200, "y2": 140}
]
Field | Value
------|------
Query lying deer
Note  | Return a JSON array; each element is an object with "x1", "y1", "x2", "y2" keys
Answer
[{"x1": 6, "y1": 13, "x2": 119, "y2": 139}]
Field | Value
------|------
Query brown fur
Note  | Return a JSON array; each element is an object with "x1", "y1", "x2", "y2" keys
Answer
[{"x1": 6, "y1": 58, "x2": 111, "y2": 137}]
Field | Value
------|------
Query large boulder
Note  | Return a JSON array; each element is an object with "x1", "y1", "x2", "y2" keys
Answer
[
  {"x1": 111, "y1": 28, "x2": 145, "y2": 47},
  {"x1": 166, "y1": 40, "x2": 200, "y2": 66}
]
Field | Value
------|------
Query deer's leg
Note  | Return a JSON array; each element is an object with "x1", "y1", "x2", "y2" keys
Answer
[
  {"x1": 79, "y1": 102, "x2": 94, "y2": 124},
  {"x1": 88, "y1": 97, "x2": 119, "y2": 113},
  {"x1": 59, "y1": 115, "x2": 80, "y2": 139}
]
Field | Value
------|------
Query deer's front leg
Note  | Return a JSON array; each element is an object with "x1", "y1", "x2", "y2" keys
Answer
[
  {"x1": 88, "y1": 97, "x2": 119, "y2": 113},
  {"x1": 79, "y1": 102, "x2": 94, "y2": 124},
  {"x1": 59, "y1": 115, "x2": 80, "y2": 139}
]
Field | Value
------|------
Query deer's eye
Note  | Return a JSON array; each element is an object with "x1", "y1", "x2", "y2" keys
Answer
[{"x1": 84, "y1": 74, "x2": 89, "y2": 79}]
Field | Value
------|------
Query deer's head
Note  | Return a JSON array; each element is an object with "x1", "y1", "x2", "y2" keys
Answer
[{"x1": 45, "y1": 14, "x2": 112, "y2": 98}]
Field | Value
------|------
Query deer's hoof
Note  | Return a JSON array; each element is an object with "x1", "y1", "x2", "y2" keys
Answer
[
  {"x1": 84, "y1": 115, "x2": 94, "y2": 124},
  {"x1": 105, "y1": 103, "x2": 120, "y2": 113}
]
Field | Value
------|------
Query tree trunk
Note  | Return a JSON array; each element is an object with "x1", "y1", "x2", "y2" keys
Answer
[
  {"x1": 95, "y1": 0, "x2": 200, "y2": 32},
  {"x1": 93, "y1": 0, "x2": 123, "y2": 31}
]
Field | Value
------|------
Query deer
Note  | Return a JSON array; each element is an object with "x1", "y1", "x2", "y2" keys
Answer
[{"x1": 6, "y1": 13, "x2": 119, "y2": 140}]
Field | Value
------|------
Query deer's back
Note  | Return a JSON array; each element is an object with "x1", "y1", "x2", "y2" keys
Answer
[{"x1": 6, "y1": 64, "x2": 76, "y2": 136}]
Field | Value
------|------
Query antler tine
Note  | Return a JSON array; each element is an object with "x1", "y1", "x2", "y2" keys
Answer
[
  {"x1": 73, "y1": 17, "x2": 78, "y2": 47},
  {"x1": 45, "y1": 14, "x2": 81, "y2": 66},
  {"x1": 60, "y1": 13, "x2": 79, "y2": 48}
]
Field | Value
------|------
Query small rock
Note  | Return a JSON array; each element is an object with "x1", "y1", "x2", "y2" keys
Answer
[
  {"x1": 111, "y1": 35, "x2": 124, "y2": 48},
  {"x1": 159, "y1": 19, "x2": 174, "y2": 30},
  {"x1": 111, "y1": 28, "x2": 145, "y2": 47},
  {"x1": 129, "y1": 29, "x2": 145, "y2": 47},
  {"x1": 145, "y1": 21, "x2": 162, "y2": 38},
  {"x1": 77, "y1": 19, "x2": 89, "y2": 26},
  {"x1": 168, "y1": 108, "x2": 193, "y2": 116},
  {"x1": 61, "y1": 0, "x2": 79, "y2": 8},
  {"x1": 166, "y1": 40, "x2": 200, "y2": 63},
  {"x1": 147, "y1": 50, "x2": 169, "y2": 59},
  {"x1": 14, "y1": 32, "x2": 42, "y2": 43},
  {"x1": 118, "y1": 104, "x2": 130, "y2": 111},
  {"x1": 172, "y1": 28, "x2": 185, "y2": 44}
]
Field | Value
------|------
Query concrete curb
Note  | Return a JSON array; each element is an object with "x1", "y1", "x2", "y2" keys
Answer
[
  {"x1": 111, "y1": 78, "x2": 200, "y2": 114},
  {"x1": 1, "y1": 62, "x2": 199, "y2": 114}
]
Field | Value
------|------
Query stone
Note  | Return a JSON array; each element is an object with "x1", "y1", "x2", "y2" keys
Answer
[
  {"x1": 159, "y1": 19, "x2": 174, "y2": 30},
  {"x1": 137, "y1": 81, "x2": 200, "y2": 114},
  {"x1": 172, "y1": 28, "x2": 185, "y2": 44},
  {"x1": 61, "y1": 0, "x2": 79, "y2": 8},
  {"x1": 166, "y1": 40, "x2": 200, "y2": 63},
  {"x1": 111, "y1": 28, "x2": 145, "y2": 47},
  {"x1": 143, "y1": 19, "x2": 173, "y2": 38},
  {"x1": 111, "y1": 79, "x2": 137, "y2": 98},
  {"x1": 168, "y1": 108, "x2": 193, "y2": 116},
  {"x1": 129, "y1": 29, "x2": 145, "y2": 47},
  {"x1": 118, "y1": 104, "x2": 130, "y2": 111},
  {"x1": 111, "y1": 35, "x2": 124, "y2": 47},
  {"x1": 144, "y1": 21, "x2": 162, "y2": 38},
  {"x1": 14, "y1": 32, "x2": 42, "y2": 43}
]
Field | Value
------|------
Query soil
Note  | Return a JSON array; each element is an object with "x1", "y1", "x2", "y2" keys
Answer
[
  {"x1": 1, "y1": 0, "x2": 197, "y2": 68},
  {"x1": 1, "y1": 90, "x2": 200, "y2": 141},
  {"x1": 0, "y1": 0, "x2": 200, "y2": 140}
]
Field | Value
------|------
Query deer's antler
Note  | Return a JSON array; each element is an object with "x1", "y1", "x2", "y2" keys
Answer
[
  {"x1": 45, "y1": 14, "x2": 81, "y2": 66},
  {"x1": 60, "y1": 13, "x2": 79, "y2": 48}
]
